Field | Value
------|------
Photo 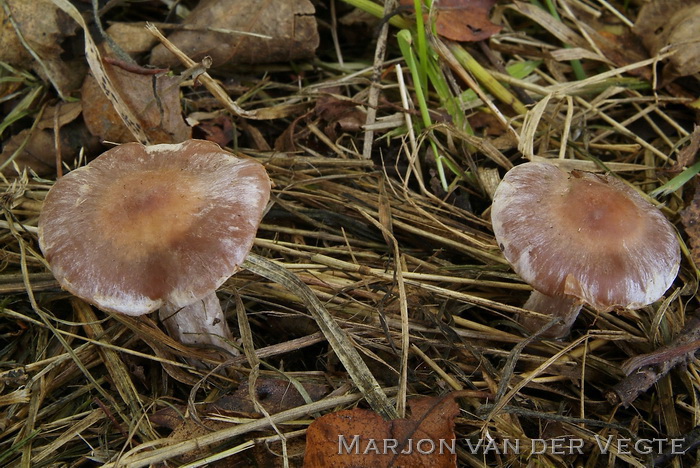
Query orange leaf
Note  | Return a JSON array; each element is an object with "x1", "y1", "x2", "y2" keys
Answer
[
  {"x1": 81, "y1": 58, "x2": 191, "y2": 144},
  {"x1": 303, "y1": 394, "x2": 459, "y2": 467}
]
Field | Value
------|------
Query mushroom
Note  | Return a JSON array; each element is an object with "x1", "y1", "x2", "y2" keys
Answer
[
  {"x1": 491, "y1": 161, "x2": 680, "y2": 338},
  {"x1": 38, "y1": 139, "x2": 271, "y2": 355}
]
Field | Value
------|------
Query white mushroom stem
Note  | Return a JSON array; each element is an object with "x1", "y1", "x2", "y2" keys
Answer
[
  {"x1": 158, "y1": 293, "x2": 239, "y2": 356},
  {"x1": 519, "y1": 290, "x2": 583, "y2": 339}
]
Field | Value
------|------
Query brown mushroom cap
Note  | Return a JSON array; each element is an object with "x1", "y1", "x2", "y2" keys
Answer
[
  {"x1": 491, "y1": 161, "x2": 680, "y2": 312},
  {"x1": 38, "y1": 140, "x2": 271, "y2": 315}
]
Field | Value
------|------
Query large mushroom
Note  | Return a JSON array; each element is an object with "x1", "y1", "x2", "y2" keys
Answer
[
  {"x1": 38, "y1": 139, "x2": 271, "y2": 355},
  {"x1": 491, "y1": 161, "x2": 680, "y2": 338}
]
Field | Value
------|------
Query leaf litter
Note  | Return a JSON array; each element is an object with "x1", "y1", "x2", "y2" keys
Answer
[
  {"x1": 304, "y1": 394, "x2": 460, "y2": 467},
  {"x1": 149, "y1": 0, "x2": 320, "y2": 68},
  {"x1": 0, "y1": 0, "x2": 699, "y2": 467}
]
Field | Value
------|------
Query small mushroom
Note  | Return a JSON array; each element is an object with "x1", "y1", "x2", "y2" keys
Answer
[
  {"x1": 491, "y1": 161, "x2": 680, "y2": 338},
  {"x1": 38, "y1": 139, "x2": 271, "y2": 355}
]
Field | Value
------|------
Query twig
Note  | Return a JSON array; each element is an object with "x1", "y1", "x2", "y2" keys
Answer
[{"x1": 607, "y1": 313, "x2": 700, "y2": 407}]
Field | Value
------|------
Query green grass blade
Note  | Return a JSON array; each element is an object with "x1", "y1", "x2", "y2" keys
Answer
[{"x1": 650, "y1": 161, "x2": 700, "y2": 198}]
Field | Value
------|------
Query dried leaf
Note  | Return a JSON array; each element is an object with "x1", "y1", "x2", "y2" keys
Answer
[
  {"x1": 51, "y1": 0, "x2": 151, "y2": 143},
  {"x1": 214, "y1": 378, "x2": 329, "y2": 415},
  {"x1": 634, "y1": 0, "x2": 700, "y2": 84},
  {"x1": 436, "y1": 0, "x2": 502, "y2": 42},
  {"x1": 0, "y1": 0, "x2": 84, "y2": 95},
  {"x1": 81, "y1": 59, "x2": 191, "y2": 144},
  {"x1": 303, "y1": 394, "x2": 459, "y2": 468},
  {"x1": 105, "y1": 23, "x2": 159, "y2": 57},
  {"x1": 197, "y1": 115, "x2": 236, "y2": 147},
  {"x1": 0, "y1": 103, "x2": 100, "y2": 176},
  {"x1": 149, "y1": 378, "x2": 328, "y2": 465},
  {"x1": 676, "y1": 125, "x2": 700, "y2": 169},
  {"x1": 314, "y1": 93, "x2": 366, "y2": 140},
  {"x1": 81, "y1": 74, "x2": 139, "y2": 143},
  {"x1": 37, "y1": 101, "x2": 82, "y2": 130},
  {"x1": 400, "y1": 0, "x2": 502, "y2": 42},
  {"x1": 681, "y1": 181, "x2": 700, "y2": 266},
  {"x1": 150, "y1": 0, "x2": 319, "y2": 68},
  {"x1": 586, "y1": 28, "x2": 650, "y2": 75},
  {"x1": 468, "y1": 111, "x2": 506, "y2": 136}
]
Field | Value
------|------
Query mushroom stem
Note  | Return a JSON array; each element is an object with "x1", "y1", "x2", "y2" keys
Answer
[
  {"x1": 519, "y1": 290, "x2": 583, "y2": 339},
  {"x1": 159, "y1": 293, "x2": 239, "y2": 356}
]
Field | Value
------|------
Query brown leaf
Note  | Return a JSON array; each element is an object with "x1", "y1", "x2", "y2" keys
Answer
[
  {"x1": 149, "y1": 378, "x2": 328, "y2": 466},
  {"x1": 149, "y1": 406, "x2": 185, "y2": 431},
  {"x1": 37, "y1": 102, "x2": 83, "y2": 130},
  {"x1": 273, "y1": 113, "x2": 312, "y2": 152},
  {"x1": 248, "y1": 438, "x2": 306, "y2": 468},
  {"x1": 150, "y1": 378, "x2": 329, "y2": 428},
  {"x1": 633, "y1": 0, "x2": 700, "y2": 85},
  {"x1": 303, "y1": 394, "x2": 459, "y2": 468},
  {"x1": 81, "y1": 59, "x2": 191, "y2": 144},
  {"x1": 676, "y1": 125, "x2": 700, "y2": 169},
  {"x1": 0, "y1": 0, "x2": 85, "y2": 96},
  {"x1": 105, "y1": 23, "x2": 160, "y2": 57},
  {"x1": 81, "y1": 74, "x2": 136, "y2": 143},
  {"x1": 399, "y1": 0, "x2": 502, "y2": 42},
  {"x1": 150, "y1": 0, "x2": 319, "y2": 68},
  {"x1": 0, "y1": 103, "x2": 100, "y2": 176},
  {"x1": 314, "y1": 93, "x2": 366, "y2": 140},
  {"x1": 214, "y1": 378, "x2": 329, "y2": 415},
  {"x1": 468, "y1": 111, "x2": 506, "y2": 136},
  {"x1": 681, "y1": 180, "x2": 700, "y2": 267},
  {"x1": 197, "y1": 115, "x2": 236, "y2": 148}
]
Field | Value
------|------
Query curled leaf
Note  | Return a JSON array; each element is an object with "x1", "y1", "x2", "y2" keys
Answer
[{"x1": 634, "y1": 0, "x2": 700, "y2": 84}]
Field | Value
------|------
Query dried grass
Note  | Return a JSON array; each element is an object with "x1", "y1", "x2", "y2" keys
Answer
[{"x1": 1, "y1": 0, "x2": 698, "y2": 466}]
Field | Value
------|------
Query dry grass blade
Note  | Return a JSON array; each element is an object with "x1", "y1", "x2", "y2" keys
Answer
[
  {"x1": 145, "y1": 23, "x2": 308, "y2": 120},
  {"x1": 49, "y1": 0, "x2": 150, "y2": 143},
  {"x1": 243, "y1": 253, "x2": 398, "y2": 419},
  {"x1": 1, "y1": 0, "x2": 698, "y2": 465},
  {"x1": 102, "y1": 391, "x2": 387, "y2": 467}
]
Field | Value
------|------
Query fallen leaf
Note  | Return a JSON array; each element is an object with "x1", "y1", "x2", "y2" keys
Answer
[
  {"x1": 197, "y1": 115, "x2": 236, "y2": 147},
  {"x1": 36, "y1": 101, "x2": 83, "y2": 130},
  {"x1": 150, "y1": 0, "x2": 319, "y2": 68},
  {"x1": 675, "y1": 125, "x2": 700, "y2": 169},
  {"x1": 0, "y1": 0, "x2": 85, "y2": 96},
  {"x1": 81, "y1": 74, "x2": 135, "y2": 143},
  {"x1": 303, "y1": 394, "x2": 459, "y2": 467},
  {"x1": 274, "y1": 113, "x2": 312, "y2": 152},
  {"x1": 633, "y1": 0, "x2": 700, "y2": 85},
  {"x1": 314, "y1": 92, "x2": 366, "y2": 140},
  {"x1": 249, "y1": 437, "x2": 307, "y2": 468},
  {"x1": 0, "y1": 102, "x2": 100, "y2": 176},
  {"x1": 215, "y1": 378, "x2": 329, "y2": 415},
  {"x1": 150, "y1": 378, "x2": 328, "y2": 466},
  {"x1": 399, "y1": 0, "x2": 502, "y2": 42},
  {"x1": 468, "y1": 111, "x2": 506, "y2": 136},
  {"x1": 105, "y1": 22, "x2": 160, "y2": 57},
  {"x1": 681, "y1": 180, "x2": 700, "y2": 266},
  {"x1": 81, "y1": 58, "x2": 191, "y2": 143}
]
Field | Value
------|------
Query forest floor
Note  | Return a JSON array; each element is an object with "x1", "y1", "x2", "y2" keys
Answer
[{"x1": 0, "y1": 0, "x2": 699, "y2": 466}]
